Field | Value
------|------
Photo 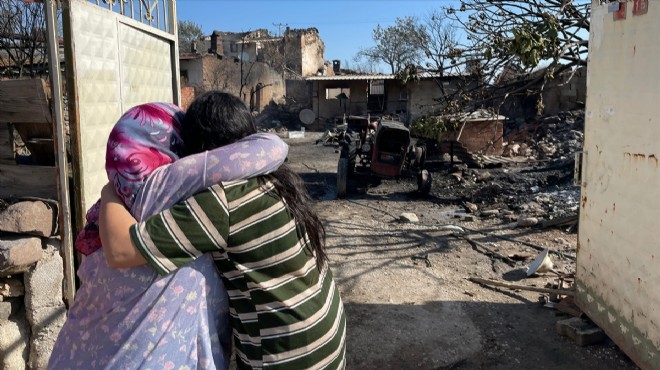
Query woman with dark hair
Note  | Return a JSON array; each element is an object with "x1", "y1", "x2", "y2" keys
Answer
[{"x1": 99, "y1": 91, "x2": 346, "y2": 369}]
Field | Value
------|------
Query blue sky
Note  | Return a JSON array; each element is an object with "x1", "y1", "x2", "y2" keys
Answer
[{"x1": 176, "y1": 0, "x2": 461, "y2": 73}]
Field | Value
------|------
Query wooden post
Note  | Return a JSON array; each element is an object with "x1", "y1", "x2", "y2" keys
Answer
[{"x1": 45, "y1": 0, "x2": 76, "y2": 305}]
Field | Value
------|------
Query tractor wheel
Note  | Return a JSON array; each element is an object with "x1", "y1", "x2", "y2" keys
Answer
[
  {"x1": 415, "y1": 146, "x2": 427, "y2": 169},
  {"x1": 337, "y1": 158, "x2": 349, "y2": 198},
  {"x1": 417, "y1": 169, "x2": 432, "y2": 195}
]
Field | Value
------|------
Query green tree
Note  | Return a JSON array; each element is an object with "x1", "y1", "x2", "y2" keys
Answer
[
  {"x1": 178, "y1": 20, "x2": 204, "y2": 54},
  {"x1": 444, "y1": 0, "x2": 590, "y2": 112},
  {"x1": 358, "y1": 16, "x2": 426, "y2": 74}
]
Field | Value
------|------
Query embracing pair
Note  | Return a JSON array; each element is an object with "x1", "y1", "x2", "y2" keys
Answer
[{"x1": 49, "y1": 92, "x2": 346, "y2": 370}]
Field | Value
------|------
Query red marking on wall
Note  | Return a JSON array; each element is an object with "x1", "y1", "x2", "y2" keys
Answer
[
  {"x1": 615, "y1": 2, "x2": 627, "y2": 21},
  {"x1": 633, "y1": 0, "x2": 649, "y2": 16}
]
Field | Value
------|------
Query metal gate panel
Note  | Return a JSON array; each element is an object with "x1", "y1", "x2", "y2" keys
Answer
[
  {"x1": 70, "y1": 0, "x2": 123, "y2": 209},
  {"x1": 578, "y1": 2, "x2": 660, "y2": 369},
  {"x1": 64, "y1": 0, "x2": 178, "y2": 220},
  {"x1": 119, "y1": 23, "x2": 173, "y2": 109}
]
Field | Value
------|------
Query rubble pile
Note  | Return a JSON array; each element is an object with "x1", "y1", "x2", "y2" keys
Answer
[
  {"x1": 503, "y1": 110, "x2": 585, "y2": 160},
  {"x1": 254, "y1": 100, "x2": 305, "y2": 133},
  {"x1": 429, "y1": 110, "x2": 584, "y2": 225}
]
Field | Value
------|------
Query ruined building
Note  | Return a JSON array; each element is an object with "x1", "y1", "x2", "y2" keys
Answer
[
  {"x1": 205, "y1": 27, "x2": 326, "y2": 78},
  {"x1": 180, "y1": 27, "x2": 327, "y2": 112}
]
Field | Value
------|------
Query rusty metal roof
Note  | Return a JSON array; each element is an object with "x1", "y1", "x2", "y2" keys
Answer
[
  {"x1": 306, "y1": 71, "x2": 460, "y2": 81},
  {"x1": 306, "y1": 74, "x2": 398, "y2": 81}
]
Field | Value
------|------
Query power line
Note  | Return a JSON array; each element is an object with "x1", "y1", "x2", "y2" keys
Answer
[{"x1": 272, "y1": 22, "x2": 287, "y2": 37}]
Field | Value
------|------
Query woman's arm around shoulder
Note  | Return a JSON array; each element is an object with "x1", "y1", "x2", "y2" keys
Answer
[
  {"x1": 131, "y1": 132, "x2": 288, "y2": 219},
  {"x1": 99, "y1": 183, "x2": 147, "y2": 268}
]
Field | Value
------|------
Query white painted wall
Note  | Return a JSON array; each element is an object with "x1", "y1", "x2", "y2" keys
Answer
[{"x1": 578, "y1": 2, "x2": 659, "y2": 368}]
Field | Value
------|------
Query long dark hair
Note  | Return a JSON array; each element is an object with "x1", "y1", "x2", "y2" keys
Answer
[{"x1": 183, "y1": 91, "x2": 328, "y2": 268}]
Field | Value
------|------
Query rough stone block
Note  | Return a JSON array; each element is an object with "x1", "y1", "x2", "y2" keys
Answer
[
  {"x1": 556, "y1": 317, "x2": 606, "y2": 346},
  {"x1": 24, "y1": 247, "x2": 64, "y2": 320},
  {"x1": 0, "y1": 201, "x2": 56, "y2": 237},
  {"x1": 0, "y1": 313, "x2": 30, "y2": 370},
  {"x1": 0, "y1": 236, "x2": 43, "y2": 277},
  {"x1": 27, "y1": 306, "x2": 66, "y2": 370},
  {"x1": 0, "y1": 297, "x2": 23, "y2": 321},
  {"x1": 24, "y1": 246, "x2": 65, "y2": 369}
]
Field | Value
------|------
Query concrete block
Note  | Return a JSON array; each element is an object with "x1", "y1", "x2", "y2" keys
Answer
[
  {"x1": 556, "y1": 317, "x2": 606, "y2": 346},
  {"x1": 0, "y1": 236, "x2": 43, "y2": 277},
  {"x1": 24, "y1": 246, "x2": 65, "y2": 369},
  {"x1": 0, "y1": 201, "x2": 56, "y2": 237},
  {"x1": 27, "y1": 306, "x2": 66, "y2": 370},
  {"x1": 24, "y1": 247, "x2": 64, "y2": 320},
  {"x1": 0, "y1": 313, "x2": 30, "y2": 370}
]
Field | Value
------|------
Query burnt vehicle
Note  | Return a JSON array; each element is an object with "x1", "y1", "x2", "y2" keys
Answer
[{"x1": 336, "y1": 115, "x2": 431, "y2": 198}]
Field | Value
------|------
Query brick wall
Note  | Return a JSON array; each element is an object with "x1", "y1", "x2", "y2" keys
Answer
[
  {"x1": 443, "y1": 119, "x2": 504, "y2": 155},
  {"x1": 180, "y1": 86, "x2": 195, "y2": 111}
]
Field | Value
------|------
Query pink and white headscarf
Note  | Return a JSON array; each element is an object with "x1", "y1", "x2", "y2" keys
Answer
[
  {"x1": 105, "y1": 102, "x2": 185, "y2": 208},
  {"x1": 77, "y1": 102, "x2": 184, "y2": 256}
]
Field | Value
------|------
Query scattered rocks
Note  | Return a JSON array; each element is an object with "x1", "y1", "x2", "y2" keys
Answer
[
  {"x1": 399, "y1": 212, "x2": 419, "y2": 223},
  {"x1": 503, "y1": 110, "x2": 584, "y2": 161},
  {"x1": 464, "y1": 202, "x2": 478, "y2": 213},
  {"x1": 476, "y1": 171, "x2": 492, "y2": 182},
  {"x1": 480, "y1": 209, "x2": 500, "y2": 217},
  {"x1": 517, "y1": 217, "x2": 539, "y2": 227}
]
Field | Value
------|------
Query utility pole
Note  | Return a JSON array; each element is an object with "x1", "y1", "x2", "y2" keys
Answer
[
  {"x1": 272, "y1": 22, "x2": 285, "y2": 37},
  {"x1": 272, "y1": 22, "x2": 288, "y2": 79}
]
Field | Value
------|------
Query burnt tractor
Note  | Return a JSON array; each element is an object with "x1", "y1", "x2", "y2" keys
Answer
[{"x1": 336, "y1": 115, "x2": 431, "y2": 198}]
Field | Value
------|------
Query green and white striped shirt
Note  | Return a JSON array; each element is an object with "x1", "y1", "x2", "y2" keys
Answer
[{"x1": 130, "y1": 178, "x2": 346, "y2": 369}]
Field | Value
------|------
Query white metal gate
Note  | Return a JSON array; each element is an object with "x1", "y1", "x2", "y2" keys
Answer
[
  {"x1": 64, "y1": 0, "x2": 180, "y2": 217},
  {"x1": 52, "y1": 0, "x2": 179, "y2": 301}
]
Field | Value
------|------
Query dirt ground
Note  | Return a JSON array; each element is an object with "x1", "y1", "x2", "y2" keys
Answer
[{"x1": 283, "y1": 132, "x2": 638, "y2": 370}]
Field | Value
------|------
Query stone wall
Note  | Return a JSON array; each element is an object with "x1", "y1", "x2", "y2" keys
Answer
[
  {"x1": 0, "y1": 200, "x2": 66, "y2": 370},
  {"x1": 541, "y1": 67, "x2": 587, "y2": 116}
]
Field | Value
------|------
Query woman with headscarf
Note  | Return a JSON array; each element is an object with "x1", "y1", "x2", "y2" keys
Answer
[{"x1": 49, "y1": 102, "x2": 288, "y2": 369}]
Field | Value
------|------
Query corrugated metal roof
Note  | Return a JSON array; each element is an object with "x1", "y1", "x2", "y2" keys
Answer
[
  {"x1": 306, "y1": 74, "x2": 398, "y2": 81},
  {"x1": 305, "y1": 71, "x2": 458, "y2": 81}
]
